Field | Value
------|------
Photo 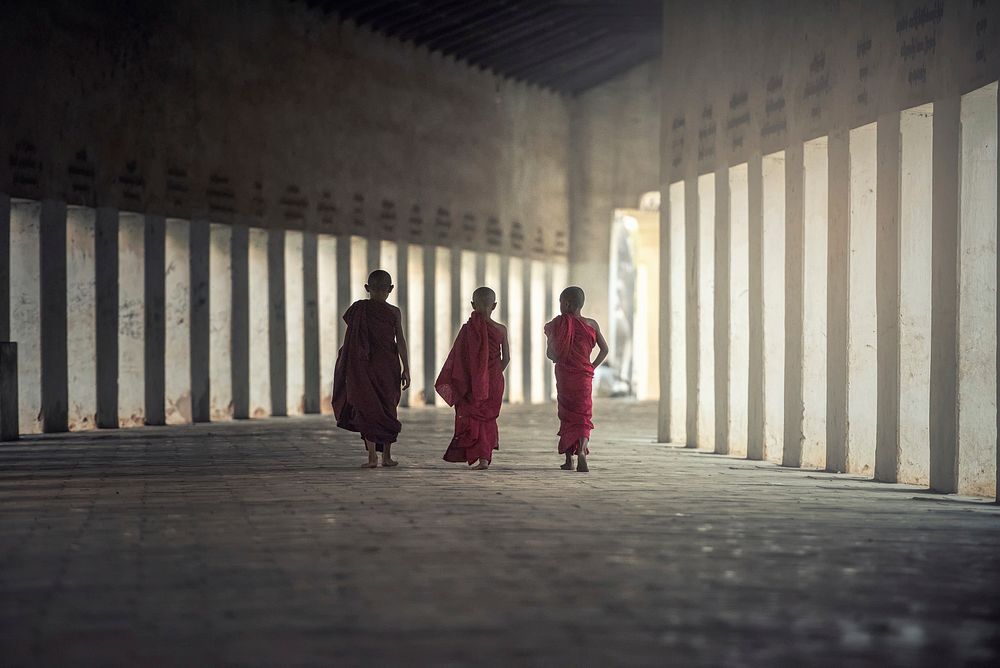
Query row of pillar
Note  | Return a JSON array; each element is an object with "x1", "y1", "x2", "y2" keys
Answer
[
  {"x1": 659, "y1": 83, "x2": 999, "y2": 499},
  {"x1": 1, "y1": 195, "x2": 567, "y2": 435}
]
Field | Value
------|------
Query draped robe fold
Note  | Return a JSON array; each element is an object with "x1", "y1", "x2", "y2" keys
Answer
[
  {"x1": 436, "y1": 312, "x2": 505, "y2": 464},
  {"x1": 544, "y1": 314, "x2": 596, "y2": 455},
  {"x1": 331, "y1": 300, "x2": 402, "y2": 450}
]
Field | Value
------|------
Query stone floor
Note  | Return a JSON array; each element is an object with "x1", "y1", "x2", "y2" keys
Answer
[{"x1": 1, "y1": 400, "x2": 998, "y2": 667}]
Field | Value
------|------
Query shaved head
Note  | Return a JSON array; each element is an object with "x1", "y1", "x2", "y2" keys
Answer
[
  {"x1": 367, "y1": 269, "x2": 392, "y2": 290},
  {"x1": 472, "y1": 286, "x2": 496, "y2": 307},
  {"x1": 560, "y1": 286, "x2": 585, "y2": 310}
]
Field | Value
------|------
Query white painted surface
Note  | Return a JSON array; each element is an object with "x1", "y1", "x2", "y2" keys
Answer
[
  {"x1": 635, "y1": 210, "x2": 660, "y2": 401},
  {"x1": 119, "y1": 213, "x2": 146, "y2": 427},
  {"x1": 847, "y1": 123, "x2": 878, "y2": 475},
  {"x1": 761, "y1": 152, "x2": 785, "y2": 462},
  {"x1": 697, "y1": 173, "x2": 715, "y2": 451},
  {"x1": 164, "y1": 218, "x2": 191, "y2": 425},
  {"x1": 957, "y1": 83, "x2": 998, "y2": 498},
  {"x1": 898, "y1": 104, "x2": 933, "y2": 485},
  {"x1": 350, "y1": 236, "x2": 368, "y2": 303},
  {"x1": 9, "y1": 200, "x2": 42, "y2": 434},
  {"x1": 284, "y1": 230, "x2": 305, "y2": 416},
  {"x1": 508, "y1": 256, "x2": 525, "y2": 404},
  {"x1": 434, "y1": 246, "x2": 453, "y2": 374},
  {"x1": 209, "y1": 223, "x2": 233, "y2": 421},
  {"x1": 668, "y1": 181, "x2": 686, "y2": 444},
  {"x1": 66, "y1": 207, "x2": 97, "y2": 431},
  {"x1": 530, "y1": 259, "x2": 546, "y2": 404},
  {"x1": 248, "y1": 227, "x2": 271, "y2": 418},
  {"x1": 406, "y1": 244, "x2": 425, "y2": 405},
  {"x1": 318, "y1": 234, "x2": 338, "y2": 413},
  {"x1": 728, "y1": 164, "x2": 750, "y2": 457},
  {"x1": 550, "y1": 260, "x2": 568, "y2": 401},
  {"x1": 802, "y1": 138, "x2": 828, "y2": 470},
  {"x1": 381, "y1": 240, "x2": 398, "y2": 289}
]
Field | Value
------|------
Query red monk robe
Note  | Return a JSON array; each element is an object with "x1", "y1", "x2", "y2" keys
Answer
[
  {"x1": 544, "y1": 314, "x2": 597, "y2": 455},
  {"x1": 436, "y1": 312, "x2": 505, "y2": 464},
  {"x1": 332, "y1": 300, "x2": 402, "y2": 451}
]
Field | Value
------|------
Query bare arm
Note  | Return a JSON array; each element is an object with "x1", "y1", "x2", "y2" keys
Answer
[
  {"x1": 591, "y1": 321, "x2": 610, "y2": 369},
  {"x1": 499, "y1": 327, "x2": 510, "y2": 372},
  {"x1": 545, "y1": 335, "x2": 558, "y2": 363},
  {"x1": 394, "y1": 308, "x2": 411, "y2": 391}
]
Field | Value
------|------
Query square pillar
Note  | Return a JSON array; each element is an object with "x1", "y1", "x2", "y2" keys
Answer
[
  {"x1": 248, "y1": 227, "x2": 271, "y2": 417},
  {"x1": 209, "y1": 223, "x2": 234, "y2": 420},
  {"x1": 929, "y1": 96, "x2": 961, "y2": 493},
  {"x1": 144, "y1": 215, "x2": 166, "y2": 425},
  {"x1": 875, "y1": 112, "x2": 902, "y2": 482},
  {"x1": 0, "y1": 342, "x2": 17, "y2": 441},
  {"x1": 189, "y1": 219, "x2": 211, "y2": 423},
  {"x1": 119, "y1": 213, "x2": 146, "y2": 427},
  {"x1": 302, "y1": 231, "x2": 320, "y2": 415},
  {"x1": 422, "y1": 245, "x2": 438, "y2": 405},
  {"x1": 267, "y1": 228, "x2": 287, "y2": 417},
  {"x1": 684, "y1": 176, "x2": 699, "y2": 447},
  {"x1": 713, "y1": 166, "x2": 731, "y2": 454},
  {"x1": 826, "y1": 129, "x2": 851, "y2": 472},
  {"x1": 783, "y1": 143, "x2": 805, "y2": 468},
  {"x1": 657, "y1": 185, "x2": 672, "y2": 441},
  {"x1": 0, "y1": 194, "x2": 9, "y2": 342},
  {"x1": 746, "y1": 156, "x2": 765, "y2": 459}
]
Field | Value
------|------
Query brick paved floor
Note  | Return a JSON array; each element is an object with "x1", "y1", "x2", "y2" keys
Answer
[{"x1": 1, "y1": 400, "x2": 999, "y2": 667}]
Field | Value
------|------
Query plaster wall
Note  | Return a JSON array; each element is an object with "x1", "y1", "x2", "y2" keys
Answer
[
  {"x1": 570, "y1": 60, "x2": 661, "y2": 330},
  {"x1": 285, "y1": 230, "x2": 305, "y2": 416},
  {"x1": 248, "y1": 227, "x2": 271, "y2": 418}
]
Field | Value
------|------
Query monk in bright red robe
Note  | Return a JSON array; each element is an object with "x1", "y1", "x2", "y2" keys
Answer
[
  {"x1": 544, "y1": 286, "x2": 609, "y2": 472},
  {"x1": 332, "y1": 270, "x2": 411, "y2": 468},
  {"x1": 436, "y1": 287, "x2": 509, "y2": 470}
]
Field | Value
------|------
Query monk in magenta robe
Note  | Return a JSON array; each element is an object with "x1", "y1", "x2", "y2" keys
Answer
[
  {"x1": 544, "y1": 286, "x2": 609, "y2": 472},
  {"x1": 332, "y1": 270, "x2": 411, "y2": 468},
  {"x1": 436, "y1": 287, "x2": 509, "y2": 470}
]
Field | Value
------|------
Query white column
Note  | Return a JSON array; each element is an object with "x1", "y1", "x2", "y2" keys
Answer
[
  {"x1": 163, "y1": 218, "x2": 189, "y2": 425},
  {"x1": 697, "y1": 173, "x2": 715, "y2": 450},
  {"x1": 318, "y1": 234, "x2": 338, "y2": 413},
  {"x1": 119, "y1": 213, "x2": 146, "y2": 427},
  {"x1": 285, "y1": 230, "x2": 305, "y2": 416},
  {"x1": 350, "y1": 236, "x2": 368, "y2": 303},
  {"x1": 209, "y1": 223, "x2": 233, "y2": 420},
  {"x1": 248, "y1": 227, "x2": 271, "y2": 418},
  {"x1": 895, "y1": 104, "x2": 935, "y2": 484},
  {"x1": 728, "y1": 164, "x2": 750, "y2": 457},
  {"x1": 667, "y1": 181, "x2": 687, "y2": 443},
  {"x1": 530, "y1": 259, "x2": 546, "y2": 404},
  {"x1": 9, "y1": 200, "x2": 42, "y2": 434},
  {"x1": 761, "y1": 152, "x2": 786, "y2": 462},
  {"x1": 459, "y1": 249, "x2": 477, "y2": 319},
  {"x1": 508, "y1": 256, "x2": 525, "y2": 403},
  {"x1": 550, "y1": 259, "x2": 568, "y2": 401},
  {"x1": 802, "y1": 138, "x2": 828, "y2": 470},
  {"x1": 847, "y1": 123, "x2": 879, "y2": 475},
  {"x1": 66, "y1": 207, "x2": 97, "y2": 431},
  {"x1": 407, "y1": 244, "x2": 426, "y2": 405},
  {"x1": 957, "y1": 82, "x2": 998, "y2": 498},
  {"x1": 434, "y1": 246, "x2": 453, "y2": 374}
]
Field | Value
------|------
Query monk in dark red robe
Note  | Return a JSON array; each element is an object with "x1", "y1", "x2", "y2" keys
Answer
[
  {"x1": 332, "y1": 270, "x2": 411, "y2": 468},
  {"x1": 544, "y1": 286, "x2": 609, "y2": 472},
  {"x1": 436, "y1": 287, "x2": 509, "y2": 470}
]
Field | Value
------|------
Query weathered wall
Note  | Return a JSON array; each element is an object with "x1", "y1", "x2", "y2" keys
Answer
[
  {"x1": 659, "y1": 0, "x2": 1000, "y2": 499},
  {"x1": 570, "y1": 59, "x2": 661, "y2": 327},
  {"x1": 0, "y1": 0, "x2": 569, "y2": 260}
]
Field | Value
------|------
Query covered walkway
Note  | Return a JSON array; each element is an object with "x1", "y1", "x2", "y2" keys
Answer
[{"x1": 2, "y1": 401, "x2": 998, "y2": 666}]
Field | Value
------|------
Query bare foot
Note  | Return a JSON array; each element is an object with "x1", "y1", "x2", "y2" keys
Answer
[
  {"x1": 576, "y1": 456, "x2": 589, "y2": 472},
  {"x1": 472, "y1": 460, "x2": 489, "y2": 470},
  {"x1": 560, "y1": 461, "x2": 574, "y2": 470},
  {"x1": 361, "y1": 459, "x2": 378, "y2": 469},
  {"x1": 382, "y1": 457, "x2": 398, "y2": 467}
]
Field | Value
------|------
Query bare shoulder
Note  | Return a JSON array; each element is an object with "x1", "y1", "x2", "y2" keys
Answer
[
  {"x1": 583, "y1": 317, "x2": 602, "y2": 332},
  {"x1": 389, "y1": 304, "x2": 403, "y2": 321}
]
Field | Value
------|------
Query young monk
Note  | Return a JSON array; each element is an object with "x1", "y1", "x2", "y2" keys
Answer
[
  {"x1": 435, "y1": 287, "x2": 509, "y2": 470},
  {"x1": 544, "y1": 286, "x2": 609, "y2": 472},
  {"x1": 332, "y1": 269, "x2": 411, "y2": 468}
]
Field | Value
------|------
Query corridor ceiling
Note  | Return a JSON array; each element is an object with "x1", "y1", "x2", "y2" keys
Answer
[{"x1": 301, "y1": 0, "x2": 662, "y2": 94}]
